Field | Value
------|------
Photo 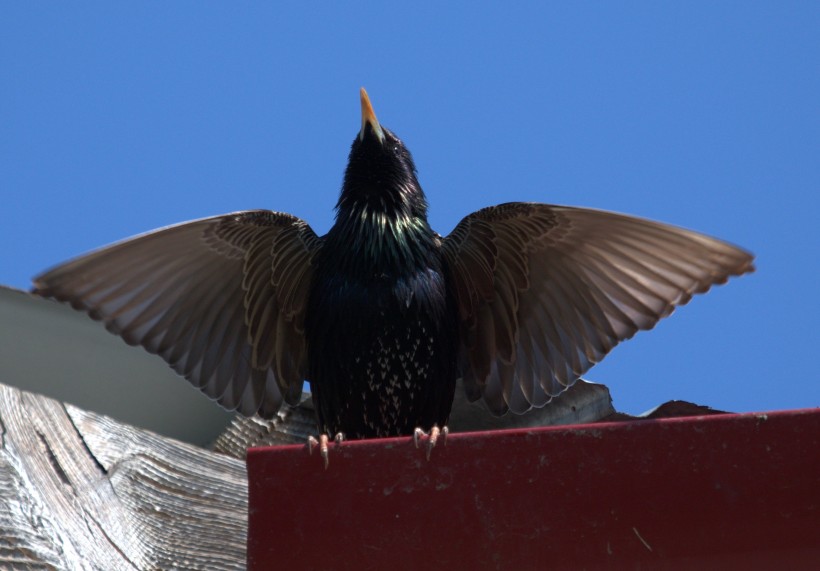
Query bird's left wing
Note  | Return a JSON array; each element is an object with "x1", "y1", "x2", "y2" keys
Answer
[
  {"x1": 441, "y1": 203, "x2": 754, "y2": 415},
  {"x1": 33, "y1": 210, "x2": 322, "y2": 418}
]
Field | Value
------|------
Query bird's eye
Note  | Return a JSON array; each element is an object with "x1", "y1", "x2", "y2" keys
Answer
[{"x1": 392, "y1": 145, "x2": 401, "y2": 155}]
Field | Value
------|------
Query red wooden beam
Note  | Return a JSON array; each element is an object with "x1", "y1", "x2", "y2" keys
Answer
[{"x1": 247, "y1": 409, "x2": 819, "y2": 570}]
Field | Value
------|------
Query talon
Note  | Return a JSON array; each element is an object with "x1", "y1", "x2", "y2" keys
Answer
[
  {"x1": 412, "y1": 425, "x2": 449, "y2": 460},
  {"x1": 426, "y1": 425, "x2": 441, "y2": 461},
  {"x1": 413, "y1": 427, "x2": 426, "y2": 448},
  {"x1": 319, "y1": 434, "x2": 329, "y2": 469},
  {"x1": 307, "y1": 434, "x2": 330, "y2": 469}
]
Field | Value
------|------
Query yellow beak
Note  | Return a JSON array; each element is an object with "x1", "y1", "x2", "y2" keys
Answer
[{"x1": 359, "y1": 87, "x2": 385, "y2": 144}]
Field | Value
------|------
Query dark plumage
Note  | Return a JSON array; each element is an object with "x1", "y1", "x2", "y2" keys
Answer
[
  {"x1": 33, "y1": 88, "x2": 754, "y2": 446},
  {"x1": 305, "y1": 94, "x2": 459, "y2": 439}
]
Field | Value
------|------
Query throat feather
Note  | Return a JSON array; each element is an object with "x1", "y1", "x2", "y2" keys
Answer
[{"x1": 335, "y1": 202, "x2": 435, "y2": 274}]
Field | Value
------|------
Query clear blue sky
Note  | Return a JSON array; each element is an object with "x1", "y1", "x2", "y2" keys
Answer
[{"x1": 2, "y1": 3, "x2": 817, "y2": 415}]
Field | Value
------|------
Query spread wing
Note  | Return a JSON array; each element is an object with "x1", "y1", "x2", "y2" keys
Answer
[
  {"x1": 33, "y1": 210, "x2": 322, "y2": 418},
  {"x1": 442, "y1": 203, "x2": 754, "y2": 415}
]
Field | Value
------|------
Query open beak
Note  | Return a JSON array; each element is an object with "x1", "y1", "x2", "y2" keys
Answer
[{"x1": 359, "y1": 87, "x2": 385, "y2": 144}]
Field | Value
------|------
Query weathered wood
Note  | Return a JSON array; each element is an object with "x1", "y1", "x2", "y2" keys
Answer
[{"x1": 0, "y1": 382, "x2": 247, "y2": 570}]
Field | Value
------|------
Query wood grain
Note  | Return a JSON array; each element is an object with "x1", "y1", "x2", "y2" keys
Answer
[{"x1": 0, "y1": 383, "x2": 246, "y2": 570}]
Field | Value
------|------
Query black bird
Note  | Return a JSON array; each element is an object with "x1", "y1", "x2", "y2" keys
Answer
[{"x1": 34, "y1": 88, "x2": 754, "y2": 464}]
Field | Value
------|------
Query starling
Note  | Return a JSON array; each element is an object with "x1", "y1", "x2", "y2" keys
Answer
[{"x1": 34, "y1": 89, "x2": 754, "y2": 462}]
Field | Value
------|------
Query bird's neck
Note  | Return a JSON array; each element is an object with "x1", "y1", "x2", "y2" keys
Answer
[{"x1": 327, "y1": 196, "x2": 437, "y2": 275}]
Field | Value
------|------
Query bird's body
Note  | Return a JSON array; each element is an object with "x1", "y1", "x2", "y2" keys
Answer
[
  {"x1": 305, "y1": 105, "x2": 459, "y2": 438},
  {"x1": 33, "y1": 89, "x2": 755, "y2": 448},
  {"x1": 306, "y1": 247, "x2": 458, "y2": 438}
]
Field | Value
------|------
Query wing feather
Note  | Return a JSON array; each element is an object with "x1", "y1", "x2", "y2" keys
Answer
[
  {"x1": 33, "y1": 210, "x2": 321, "y2": 417},
  {"x1": 443, "y1": 203, "x2": 754, "y2": 415}
]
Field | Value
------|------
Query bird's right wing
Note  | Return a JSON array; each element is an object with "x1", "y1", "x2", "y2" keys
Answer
[
  {"x1": 442, "y1": 203, "x2": 754, "y2": 415},
  {"x1": 33, "y1": 210, "x2": 322, "y2": 418}
]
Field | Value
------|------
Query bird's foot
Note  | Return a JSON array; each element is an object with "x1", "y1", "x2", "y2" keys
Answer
[
  {"x1": 307, "y1": 432, "x2": 345, "y2": 469},
  {"x1": 413, "y1": 425, "x2": 448, "y2": 461}
]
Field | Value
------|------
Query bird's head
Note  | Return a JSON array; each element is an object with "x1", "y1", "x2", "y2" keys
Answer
[{"x1": 337, "y1": 88, "x2": 428, "y2": 220}]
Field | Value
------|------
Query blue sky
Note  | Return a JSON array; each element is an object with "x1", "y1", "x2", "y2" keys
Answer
[{"x1": 2, "y1": 3, "x2": 817, "y2": 415}]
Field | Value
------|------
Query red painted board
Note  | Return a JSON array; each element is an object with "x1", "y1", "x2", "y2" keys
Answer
[{"x1": 247, "y1": 409, "x2": 819, "y2": 571}]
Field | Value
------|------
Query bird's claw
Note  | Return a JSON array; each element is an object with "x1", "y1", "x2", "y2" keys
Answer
[
  {"x1": 413, "y1": 425, "x2": 448, "y2": 460},
  {"x1": 307, "y1": 433, "x2": 345, "y2": 469}
]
